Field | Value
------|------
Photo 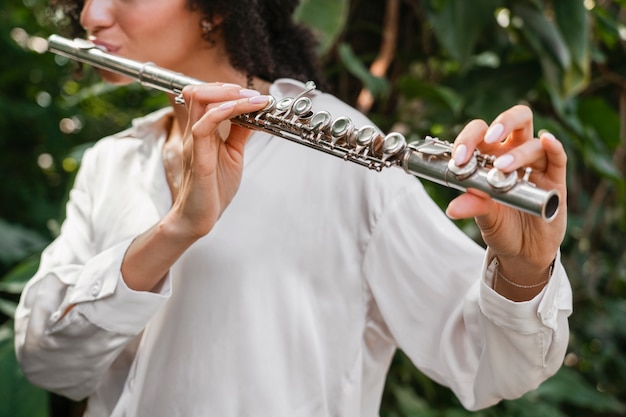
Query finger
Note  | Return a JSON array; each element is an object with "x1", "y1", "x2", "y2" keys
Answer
[
  {"x1": 483, "y1": 104, "x2": 533, "y2": 145},
  {"x1": 492, "y1": 131, "x2": 567, "y2": 182},
  {"x1": 492, "y1": 138, "x2": 546, "y2": 173},
  {"x1": 452, "y1": 119, "x2": 488, "y2": 166},
  {"x1": 539, "y1": 130, "x2": 567, "y2": 177},
  {"x1": 182, "y1": 83, "x2": 262, "y2": 123},
  {"x1": 188, "y1": 95, "x2": 270, "y2": 163},
  {"x1": 540, "y1": 131, "x2": 568, "y2": 227},
  {"x1": 181, "y1": 82, "x2": 245, "y2": 101},
  {"x1": 191, "y1": 95, "x2": 270, "y2": 139},
  {"x1": 445, "y1": 190, "x2": 496, "y2": 220},
  {"x1": 452, "y1": 105, "x2": 535, "y2": 167}
]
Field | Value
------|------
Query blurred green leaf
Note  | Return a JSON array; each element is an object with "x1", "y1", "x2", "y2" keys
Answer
[
  {"x1": 553, "y1": 0, "x2": 591, "y2": 96},
  {"x1": 0, "y1": 219, "x2": 48, "y2": 267},
  {"x1": 577, "y1": 97, "x2": 621, "y2": 150},
  {"x1": 425, "y1": 0, "x2": 502, "y2": 65},
  {"x1": 0, "y1": 323, "x2": 49, "y2": 417},
  {"x1": 512, "y1": 3, "x2": 571, "y2": 70},
  {"x1": 0, "y1": 299, "x2": 18, "y2": 319},
  {"x1": 337, "y1": 43, "x2": 390, "y2": 98},
  {"x1": 510, "y1": 2, "x2": 573, "y2": 110},
  {"x1": 535, "y1": 367, "x2": 625, "y2": 413},
  {"x1": 0, "y1": 256, "x2": 39, "y2": 293},
  {"x1": 397, "y1": 76, "x2": 463, "y2": 117},
  {"x1": 294, "y1": 0, "x2": 349, "y2": 54}
]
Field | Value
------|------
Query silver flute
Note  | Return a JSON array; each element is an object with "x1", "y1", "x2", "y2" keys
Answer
[{"x1": 47, "y1": 34, "x2": 560, "y2": 221}]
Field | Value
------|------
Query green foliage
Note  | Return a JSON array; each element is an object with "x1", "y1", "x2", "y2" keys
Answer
[
  {"x1": 2, "y1": 0, "x2": 626, "y2": 416},
  {"x1": 295, "y1": 0, "x2": 349, "y2": 54},
  {"x1": 325, "y1": 0, "x2": 626, "y2": 415},
  {"x1": 0, "y1": 323, "x2": 49, "y2": 417},
  {"x1": 0, "y1": 255, "x2": 47, "y2": 416}
]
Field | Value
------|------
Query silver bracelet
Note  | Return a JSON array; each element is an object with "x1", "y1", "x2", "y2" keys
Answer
[{"x1": 493, "y1": 259, "x2": 554, "y2": 290}]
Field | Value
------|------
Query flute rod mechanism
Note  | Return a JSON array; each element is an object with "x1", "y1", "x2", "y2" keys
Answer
[{"x1": 47, "y1": 35, "x2": 560, "y2": 221}]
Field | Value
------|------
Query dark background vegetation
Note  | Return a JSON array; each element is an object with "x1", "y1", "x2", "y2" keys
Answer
[{"x1": 1, "y1": 0, "x2": 625, "y2": 416}]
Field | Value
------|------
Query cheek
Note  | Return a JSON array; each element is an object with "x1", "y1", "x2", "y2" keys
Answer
[{"x1": 116, "y1": 3, "x2": 204, "y2": 68}]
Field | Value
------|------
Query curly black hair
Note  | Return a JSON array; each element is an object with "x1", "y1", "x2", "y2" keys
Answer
[{"x1": 50, "y1": 0, "x2": 325, "y2": 87}]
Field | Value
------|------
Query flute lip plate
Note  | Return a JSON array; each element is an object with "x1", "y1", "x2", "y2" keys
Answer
[{"x1": 71, "y1": 37, "x2": 97, "y2": 50}]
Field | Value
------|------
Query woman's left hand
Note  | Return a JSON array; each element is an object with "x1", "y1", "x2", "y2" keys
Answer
[{"x1": 446, "y1": 105, "x2": 567, "y2": 300}]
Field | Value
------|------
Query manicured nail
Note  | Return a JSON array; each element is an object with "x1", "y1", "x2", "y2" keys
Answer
[
  {"x1": 239, "y1": 88, "x2": 260, "y2": 98},
  {"x1": 484, "y1": 123, "x2": 504, "y2": 144},
  {"x1": 494, "y1": 154, "x2": 515, "y2": 170},
  {"x1": 249, "y1": 95, "x2": 270, "y2": 104},
  {"x1": 452, "y1": 144, "x2": 467, "y2": 165},
  {"x1": 445, "y1": 206, "x2": 459, "y2": 219},
  {"x1": 218, "y1": 101, "x2": 236, "y2": 111},
  {"x1": 222, "y1": 83, "x2": 241, "y2": 88},
  {"x1": 539, "y1": 130, "x2": 556, "y2": 141}
]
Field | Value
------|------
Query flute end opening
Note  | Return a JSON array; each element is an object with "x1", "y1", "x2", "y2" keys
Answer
[{"x1": 543, "y1": 192, "x2": 560, "y2": 222}]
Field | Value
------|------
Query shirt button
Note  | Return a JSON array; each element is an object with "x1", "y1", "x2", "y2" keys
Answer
[
  {"x1": 543, "y1": 306, "x2": 556, "y2": 322},
  {"x1": 91, "y1": 280, "x2": 102, "y2": 297}
]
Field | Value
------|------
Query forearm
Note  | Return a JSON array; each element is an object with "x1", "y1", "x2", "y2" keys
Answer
[{"x1": 121, "y1": 212, "x2": 198, "y2": 292}]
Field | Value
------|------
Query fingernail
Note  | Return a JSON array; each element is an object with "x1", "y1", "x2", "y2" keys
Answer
[
  {"x1": 445, "y1": 206, "x2": 459, "y2": 219},
  {"x1": 218, "y1": 101, "x2": 236, "y2": 111},
  {"x1": 452, "y1": 144, "x2": 467, "y2": 165},
  {"x1": 222, "y1": 83, "x2": 242, "y2": 88},
  {"x1": 539, "y1": 130, "x2": 556, "y2": 141},
  {"x1": 493, "y1": 154, "x2": 515, "y2": 170},
  {"x1": 239, "y1": 88, "x2": 260, "y2": 98},
  {"x1": 249, "y1": 95, "x2": 270, "y2": 104},
  {"x1": 484, "y1": 123, "x2": 504, "y2": 144}
]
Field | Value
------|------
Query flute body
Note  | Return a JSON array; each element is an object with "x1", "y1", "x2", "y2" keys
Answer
[{"x1": 47, "y1": 34, "x2": 560, "y2": 221}]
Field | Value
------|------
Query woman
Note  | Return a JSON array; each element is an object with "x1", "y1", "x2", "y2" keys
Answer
[{"x1": 15, "y1": 0, "x2": 572, "y2": 416}]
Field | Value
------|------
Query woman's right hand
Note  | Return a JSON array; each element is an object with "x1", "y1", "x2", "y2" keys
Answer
[
  {"x1": 167, "y1": 83, "x2": 270, "y2": 241},
  {"x1": 121, "y1": 84, "x2": 269, "y2": 292}
]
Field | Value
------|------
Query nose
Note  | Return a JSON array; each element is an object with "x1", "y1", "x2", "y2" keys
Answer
[{"x1": 80, "y1": 0, "x2": 114, "y2": 33}]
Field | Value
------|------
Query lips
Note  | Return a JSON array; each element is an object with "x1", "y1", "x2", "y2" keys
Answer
[{"x1": 87, "y1": 36, "x2": 119, "y2": 53}]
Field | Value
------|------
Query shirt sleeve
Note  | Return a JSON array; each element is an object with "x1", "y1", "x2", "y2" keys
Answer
[
  {"x1": 363, "y1": 180, "x2": 572, "y2": 410},
  {"x1": 14, "y1": 147, "x2": 171, "y2": 401}
]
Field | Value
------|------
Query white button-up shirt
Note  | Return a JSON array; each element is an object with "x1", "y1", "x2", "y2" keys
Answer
[{"x1": 15, "y1": 79, "x2": 572, "y2": 417}]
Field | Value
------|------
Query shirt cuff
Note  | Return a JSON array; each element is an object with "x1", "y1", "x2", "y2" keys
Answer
[
  {"x1": 478, "y1": 249, "x2": 571, "y2": 333},
  {"x1": 63, "y1": 238, "x2": 171, "y2": 335}
]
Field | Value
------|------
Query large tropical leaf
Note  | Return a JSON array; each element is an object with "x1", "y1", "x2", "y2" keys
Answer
[
  {"x1": 0, "y1": 219, "x2": 47, "y2": 268},
  {"x1": 294, "y1": 0, "x2": 350, "y2": 54},
  {"x1": 425, "y1": 0, "x2": 502, "y2": 65}
]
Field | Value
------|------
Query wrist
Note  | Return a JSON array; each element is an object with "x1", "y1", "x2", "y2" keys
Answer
[
  {"x1": 495, "y1": 254, "x2": 556, "y2": 280},
  {"x1": 160, "y1": 210, "x2": 206, "y2": 246},
  {"x1": 121, "y1": 214, "x2": 200, "y2": 292},
  {"x1": 491, "y1": 255, "x2": 556, "y2": 301}
]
